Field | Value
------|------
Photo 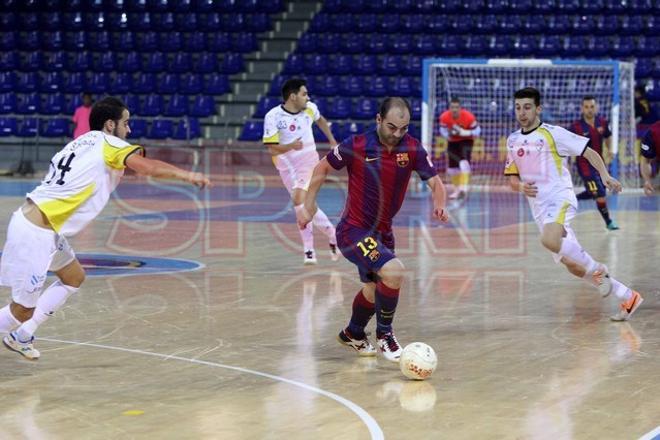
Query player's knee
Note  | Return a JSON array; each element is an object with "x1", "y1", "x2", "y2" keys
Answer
[
  {"x1": 540, "y1": 235, "x2": 561, "y2": 253},
  {"x1": 62, "y1": 268, "x2": 86, "y2": 288},
  {"x1": 379, "y1": 259, "x2": 405, "y2": 287},
  {"x1": 10, "y1": 302, "x2": 34, "y2": 322}
]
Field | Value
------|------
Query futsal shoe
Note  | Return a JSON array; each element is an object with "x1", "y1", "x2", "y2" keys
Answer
[
  {"x1": 3, "y1": 332, "x2": 40, "y2": 360},
  {"x1": 329, "y1": 243, "x2": 340, "y2": 262},
  {"x1": 592, "y1": 265, "x2": 613, "y2": 298},
  {"x1": 337, "y1": 329, "x2": 376, "y2": 356},
  {"x1": 606, "y1": 220, "x2": 620, "y2": 231},
  {"x1": 377, "y1": 331, "x2": 403, "y2": 363},
  {"x1": 303, "y1": 250, "x2": 317, "y2": 265},
  {"x1": 611, "y1": 290, "x2": 644, "y2": 322}
]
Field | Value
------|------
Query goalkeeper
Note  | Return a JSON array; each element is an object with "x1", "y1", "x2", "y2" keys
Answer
[{"x1": 439, "y1": 97, "x2": 481, "y2": 199}]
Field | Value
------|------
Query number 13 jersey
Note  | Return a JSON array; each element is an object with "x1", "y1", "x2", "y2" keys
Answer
[{"x1": 27, "y1": 131, "x2": 144, "y2": 236}]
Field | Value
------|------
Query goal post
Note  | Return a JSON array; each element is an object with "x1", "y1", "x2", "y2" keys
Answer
[{"x1": 421, "y1": 58, "x2": 637, "y2": 188}]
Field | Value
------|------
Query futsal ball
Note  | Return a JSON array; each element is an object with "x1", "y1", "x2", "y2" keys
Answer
[{"x1": 399, "y1": 342, "x2": 437, "y2": 380}]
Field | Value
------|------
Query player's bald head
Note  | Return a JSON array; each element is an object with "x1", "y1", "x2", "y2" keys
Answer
[{"x1": 379, "y1": 97, "x2": 411, "y2": 121}]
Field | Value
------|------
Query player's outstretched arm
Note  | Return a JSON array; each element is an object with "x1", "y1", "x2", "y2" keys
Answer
[
  {"x1": 315, "y1": 116, "x2": 338, "y2": 146},
  {"x1": 297, "y1": 157, "x2": 332, "y2": 229},
  {"x1": 640, "y1": 156, "x2": 655, "y2": 196},
  {"x1": 426, "y1": 175, "x2": 449, "y2": 222},
  {"x1": 583, "y1": 147, "x2": 622, "y2": 193},
  {"x1": 125, "y1": 154, "x2": 211, "y2": 188}
]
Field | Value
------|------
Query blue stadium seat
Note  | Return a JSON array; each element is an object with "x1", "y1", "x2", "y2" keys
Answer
[
  {"x1": 611, "y1": 36, "x2": 634, "y2": 57},
  {"x1": 633, "y1": 37, "x2": 650, "y2": 58},
  {"x1": 62, "y1": 12, "x2": 84, "y2": 30},
  {"x1": 180, "y1": 74, "x2": 202, "y2": 95},
  {"x1": 365, "y1": 34, "x2": 386, "y2": 54},
  {"x1": 118, "y1": 52, "x2": 141, "y2": 72},
  {"x1": 510, "y1": 0, "x2": 532, "y2": 12},
  {"x1": 330, "y1": 54, "x2": 352, "y2": 75},
  {"x1": 170, "y1": 52, "x2": 191, "y2": 73},
  {"x1": 254, "y1": 96, "x2": 280, "y2": 118},
  {"x1": 340, "y1": 76, "x2": 364, "y2": 96},
  {"x1": 414, "y1": 35, "x2": 435, "y2": 55},
  {"x1": 0, "y1": 52, "x2": 18, "y2": 70},
  {"x1": 580, "y1": 0, "x2": 603, "y2": 13},
  {"x1": 157, "y1": 73, "x2": 179, "y2": 94},
  {"x1": 473, "y1": 14, "x2": 497, "y2": 34},
  {"x1": 644, "y1": 15, "x2": 657, "y2": 36},
  {"x1": 0, "y1": 13, "x2": 16, "y2": 31},
  {"x1": 238, "y1": 120, "x2": 263, "y2": 141},
  {"x1": 341, "y1": 35, "x2": 364, "y2": 54},
  {"x1": 389, "y1": 34, "x2": 412, "y2": 54},
  {"x1": 652, "y1": 59, "x2": 660, "y2": 78},
  {"x1": 248, "y1": 13, "x2": 271, "y2": 32},
  {"x1": 126, "y1": 0, "x2": 148, "y2": 11},
  {"x1": 0, "y1": 72, "x2": 15, "y2": 93},
  {"x1": 305, "y1": 54, "x2": 327, "y2": 75},
  {"x1": 356, "y1": 14, "x2": 377, "y2": 33},
  {"x1": 176, "y1": 13, "x2": 197, "y2": 31},
  {"x1": 635, "y1": 58, "x2": 653, "y2": 78},
  {"x1": 0, "y1": 117, "x2": 18, "y2": 136},
  {"x1": 620, "y1": 15, "x2": 643, "y2": 36},
  {"x1": 268, "y1": 74, "x2": 285, "y2": 96},
  {"x1": 144, "y1": 52, "x2": 166, "y2": 73},
  {"x1": 223, "y1": 13, "x2": 246, "y2": 32},
  {"x1": 185, "y1": 33, "x2": 206, "y2": 51},
  {"x1": 109, "y1": 72, "x2": 133, "y2": 95},
  {"x1": 572, "y1": 15, "x2": 594, "y2": 33},
  {"x1": 378, "y1": 15, "x2": 398, "y2": 33},
  {"x1": 390, "y1": 77, "x2": 413, "y2": 96},
  {"x1": 43, "y1": 52, "x2": 66, "y2": 72},
  {"x1": 312, "y1": 124, "x2": 329, "y2": 143},
  {"x1": 450, "y1": 15, "x2": 474, "y2": 33},
  {"x1": 87, "y1": 12, "x2": 106, "y2": 30},
  {"x1": 283, "y1": 53, "x2": 304, "y2": 74},
  {"x1": 309, "y1": 14, "x2": 331, "y2": 32},
  {"x1": 538, "y1": 35, "x2": 561, "y2": 56},
  {"x1": 195, "y1": 53, "x2": 218, "y2": 74},
  {"x1": 163, "y1": 94, "x2": 189, "y2": 117},
  {"x1": 200, "y1": 12, "x2": 222, "y2": 31},
  {"x1": 315, "y1": 76, "x2": 339, "y2": 96},
  {"x1": 132, "y1": 73, "x2": 156, "y2": 94},
  {"x1": 486, "y1": 0, "x2": 508, "y2": 13},
  {"x1": 161, "y1": 32, "x2": 182, "y2": 52},
  {"x1": 332, "y1": 13, "x2": 354, "y2": 33},
  {"x1": 141, "y1": 94, "x2": 164, "y2": 117},
  {"x1": 0, "y1": 93, "x2": 17, "y2": 114},
  {"x1": 547, "y1": 15, "x2": 570, "y2": 34},
  {"x1": 21, "y1": 52, "x2": 42, "y2": 72},
  {"x1": 153, "y1": 12, "x2": 175, "y2": 31},
  {"x1": 557, "y1": 0, "x2": 580, "y2": 12},
  {"x1": 190, "y1": 95, "x2": 215, "y2": 117},
  {"x1": 95, "y1": 52, "x2": 116, "y2": 72},
  {"x1": 352, "y1": 98, "x2": 378, "y2": 119},
  {"x1": 86, "y1": 72, "x2": 110, "y2": 94},
  {"x1": 41, "y1": 72, "x2": 63, "y2": 93},
  {"x1": 63, "y1": 72, "x2": 85, "y2": 94},
  {"x1": 114, "y1": 32, "x2": 136, "y2": 51},
  {"x1": 71, "y1": 30, "x2": 93, "y2": 50},
  {"x1": 297, "y1": 33, "x2": 317, "y2": 53},
  {"x1": 40, "y1": 118, "x2": 69, "y2": 137},
  {"x1": 20, "y1": 12, "x2": 38, "y2": 30},
  {"x1": 122, "y1": 95, "x2": 141, "y2": 114},
  {"x1": 20, "y1": 31, "x2": 39, "y2": 51},
  {"x1": 312, "y1": 97, "x2": 328, "y2": 116},
  {"x1": 149, "y1": 119, "x2": 173, "y2": 139},
  {"x1": 17, "y1": 73, "x2": 39, "y2": 93},
  {"x1": 404, "y1": 56, "x2": 421, "y2": 76},
  {"x1": 137, "y1": 31, "x2": 158, "y2": 52},
  {"x1": 220, "y1": 54, "x2": 244, "y2": 74},
  {"x1": 207, "y1": 32, "x2": 231, "y2": 52},
  {"x1": 401, "y1": 14, "x2": 423, "y2": 34},
  {"x1": 204, "y1": 73, "x2": 230, "y2": 95},
  {"x1": 437, "y1": 35, "x2": 459, "y2": 55},
  {"x1": 465, "y1": 35, "x2": 487, "y2": 55},
  {"x1": 318, "y1": 34, "x2": 340, "y2": 53},
  {"x1": 232, "y1": 33, "x2": 257, "y2": 53},
  {"x1": 18, "y1": 118, "x2": 39, "y2": 137},
  {"x1": 604, "y1": 0, "x2": 625, "y2": 13},
  {"x1": 325, "y1": 97, "x2": 352, "y2": 119},
  {"x1": 379, "y1": 55, "x2": 401, "y2": 76},
  {"x1": 410, "y1": 97, "x2": 421, "y2": 120},
  {"x1": 173, "y1": 117, "x2": 201, "y2": 140},
  {"x1": 339, "y1": 121, "x2": 365, "y2": 141},
  {"x1": 489, "y1": 35, "x2": 512, "y2": 56}
]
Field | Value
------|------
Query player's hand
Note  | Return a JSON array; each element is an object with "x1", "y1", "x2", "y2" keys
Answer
[
  {"x1": 456, "y1": 127, "x2": 471, "y2": 137},
  {"x1": 643, "y1": 180, "x2": 654, "y2": 196},
  {"x1": 519, "y1": 181, "x2": 538, "y2": 197},
  {"x1": 289, "y1": 138, "x2": 304, "y2": 151},
  {"x1": 296, "y1": 204, "x2": 314, "y2": 229},
  {"x1": 604, "y1": 176, "x2": 622, "y2": 194},
  {"x1": 188, "y1": 172, "x2": 212, "y2": 189},
  {"x1": 433, "y1": 206, "x2": 449, "y2": 222}
]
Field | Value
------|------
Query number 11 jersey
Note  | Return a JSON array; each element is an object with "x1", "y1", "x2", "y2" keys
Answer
[{"x1": 27, "y1": 131, "x2": 144, "y2": 236}]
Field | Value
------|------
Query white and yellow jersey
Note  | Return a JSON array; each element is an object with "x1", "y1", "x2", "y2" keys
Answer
[
  {"x1": 27, "y1": 131, "x2": 144, "y2": 237},
  {"x1": 262, "y1": 102, "x2": 321, "y2": 171},
  {"x1": 504, "y1": 123, "x2": 589, "y2": 208}
]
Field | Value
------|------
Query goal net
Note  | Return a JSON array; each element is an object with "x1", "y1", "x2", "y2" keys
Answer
[{"x1": 421, "y1": 59, "x2": 637, "y2": 189}]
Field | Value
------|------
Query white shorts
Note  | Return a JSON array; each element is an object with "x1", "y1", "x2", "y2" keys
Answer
[
  {"x1": 531, "y1": 200, "x2": 577, "y2": 264},
  {"x1": 275, "y1": 150, "x2": 320, "y2": 193},
  {"x1": 0, "y1": 209, "x2": 75, "y2": 307}
]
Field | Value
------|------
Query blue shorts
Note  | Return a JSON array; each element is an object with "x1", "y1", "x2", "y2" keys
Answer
[
  {"x1": 578, "y1": 166, "x2": 607, "y2": 198},
  {"x1": 336, "y1": 220, "x2": 396, "y2": 283}
]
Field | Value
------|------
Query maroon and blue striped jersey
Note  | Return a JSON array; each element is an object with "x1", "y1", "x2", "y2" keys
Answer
[
  {"x1": 326, "y1": 130, "x2": 436, "y2": 232},
  {"x1": 641, "y1": 121, "x2": 660, "y2": 160},
  {"x1": 570, "y1": 116, "x2": 611, "y2": 174}
]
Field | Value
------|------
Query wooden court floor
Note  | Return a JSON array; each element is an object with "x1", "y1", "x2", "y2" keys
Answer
[{"x1": 0, "y1": 178, "x2": 658, "y2": 440}]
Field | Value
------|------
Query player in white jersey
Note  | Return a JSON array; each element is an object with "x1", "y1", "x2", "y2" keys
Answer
[
  {"x1": 504, "y1": 88, "x2": 643, "y2": 321},
  {"x1": 263, "y1": 78, "x2": 339, "y2": 265},
  {"x1": 0, "y1": 97, "x2": 211, "y2": 359}
]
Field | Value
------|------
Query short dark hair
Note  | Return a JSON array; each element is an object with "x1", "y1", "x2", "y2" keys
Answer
[
  {"x1": 378, "y1": 97, "x2": 411, "y2": 119},
  {"x1": 582, "y1": 95, "x2": 596, "y2": 102},
  {"x1": 514, "y1": 87, "x2": 541, "y2": 106},
  {"x1": 82, "y1": 92, "x2": 92, "y2": 98},
  {"x1": 89, "y1": 97, "x2": 127, "y2": 131},
  {"x1": 450, "y1": 97, "x2": 461, "y2": 104},
  {"x1": 281, "y1": 78, "x2": 307, "y2": 101}
]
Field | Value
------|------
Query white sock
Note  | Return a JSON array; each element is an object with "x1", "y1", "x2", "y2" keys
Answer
[
  {"x1": 558, "y1": 238, "x2": 597, "y2": 274},
  {"x1": 294, "y1": 204, "x2": 314, "y2": 252},
  {"x1": 15, "y1": 280, "x2": 78, "y2": 342},
  {"x1": 610, "y1": 277, "x2": 633, "y2": 301},
  {"x1": 312, "y1": 209, "x2": 336, "y2": 244},
  {"x1": 0, "y1": 305, "x2": 21, "y2": 334}
]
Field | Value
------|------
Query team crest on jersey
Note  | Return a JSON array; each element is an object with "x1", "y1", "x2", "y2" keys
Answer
[
  {"x1": 535, "y1": 139, "x2": 544, "y2": 151},
  {"x1": 277, "y1": 120, "x2": 287, "y2": 129},
  {"x1": 368, "y1": 249, "x2": 381, "y2": 262},
  {"x1": 517, "y1": 148, "x2": 525, "y2": 157},
  {"x1": 396, "y1": 152, "x2": 409, "y2": 167}
]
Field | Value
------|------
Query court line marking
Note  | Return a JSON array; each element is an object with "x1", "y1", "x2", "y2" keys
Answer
[
  {"x1": 40, "y1": 337, "x2": 384, "y2": 440},
  {"x1": 639, "y1": 426, "x2": 660, "y2": 440}
]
